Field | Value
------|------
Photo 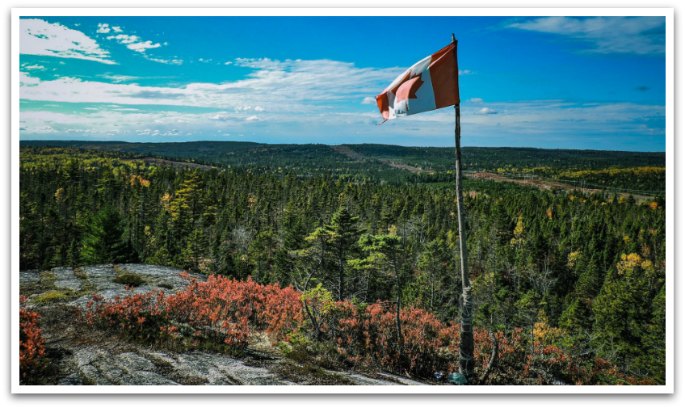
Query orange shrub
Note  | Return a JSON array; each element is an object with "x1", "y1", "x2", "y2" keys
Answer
[
  {"x1": 83, "y1": 273, "x2": 639, "y2": 383},
  {"x1": 85, "y1": 291, "x2": 172, "y2": 342},
  {"x1": 331, "y1": 301, "x2": 459, "y2": 377},
  {"x1": 85, "y1": 273, "x2": 303, "y2": 350},
  {"x1": 20, "y1": 296, "x2": 46, "y2": 379}
]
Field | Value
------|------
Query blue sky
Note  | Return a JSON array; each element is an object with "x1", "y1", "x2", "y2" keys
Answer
[{"x1": 19, "y1": 16, "x2": 666, "y2": 151}]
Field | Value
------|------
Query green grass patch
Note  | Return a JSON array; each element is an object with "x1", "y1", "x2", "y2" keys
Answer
[{"x1": 34, "y1": 289, "x2": 73, "y2": 304}]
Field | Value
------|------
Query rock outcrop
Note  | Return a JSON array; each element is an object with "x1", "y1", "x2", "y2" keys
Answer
[{"x1": 20, "y1": 264, "x2": 425, "y2": 386}]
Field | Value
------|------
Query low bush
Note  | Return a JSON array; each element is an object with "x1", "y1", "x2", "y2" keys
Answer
[
  {"x1": 86, "y1": 273, "x2": 303, "y2": 352},
  {"x1": 85, "y1": 273, "x2": 638, "y2": 383},
  {"x1": 20, "y1": 296, "x2": 46, "y2": 381}
]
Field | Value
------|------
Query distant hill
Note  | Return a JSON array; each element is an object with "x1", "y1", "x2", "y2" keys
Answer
[{"x1": 20, "y1": 140, "x2": 665, "y2": 174}]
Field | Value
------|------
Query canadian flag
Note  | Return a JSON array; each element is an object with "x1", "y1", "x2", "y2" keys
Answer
[{"x1": 376, "y1": 42, "x2": 459, "y2": 121}]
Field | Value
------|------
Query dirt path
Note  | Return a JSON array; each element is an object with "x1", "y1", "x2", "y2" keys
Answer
[
  {"x1": 331, "y1": 145, "x2": 367, "y2": 162},
  {"x1": 468, "y1": 171, "x2": 600, "y2": 193},
  {"x1": 381, "y1": 160, "x2": 435, "y2": 175},
  {"x1": 142, "y1": 157, "x2": 216, "y2": 171},
  {"x1": 331, "y1": 145, "x2": 434, "y2": 175}
]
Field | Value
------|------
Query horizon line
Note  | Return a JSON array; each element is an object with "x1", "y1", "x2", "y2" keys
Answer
[{"x1": 19, "y1": 139, "x2": 667, "y2": 154}]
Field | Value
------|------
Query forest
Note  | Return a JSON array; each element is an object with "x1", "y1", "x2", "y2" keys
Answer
[
  {"x1": 21, "y1": 141, "x2": 665, "y2": 192},
  {"x1": 19, "y1": 143, "x2": 666, "y2": 385}
]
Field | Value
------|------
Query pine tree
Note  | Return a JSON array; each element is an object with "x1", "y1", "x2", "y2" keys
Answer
[
  {"x1": 182, "y1": 226, "x2": 207, "y2": 272},
  {"x1": 80, "y1": 206, "x2": 135, "y2": 264},
  {"x1": 592, "y1": 253, "x2": 664, "y2": 376},
  {"x1": 356, "y1": 230, "x2": 407, "y2": 365},
  {"x1": 324, "y1": 206, "x2": 362, "y2": 300}
]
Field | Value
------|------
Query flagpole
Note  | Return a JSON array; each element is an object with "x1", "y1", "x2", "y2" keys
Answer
[{"x1": 452, "y1": 33, "x2": 474, "y2": 383}]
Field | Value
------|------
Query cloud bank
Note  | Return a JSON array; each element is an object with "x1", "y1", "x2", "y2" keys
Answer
[
  {"x1": 20, "y1": 18, "x2": 114, "y2": 64},
  {"x1": 508, "y1": 16, "x2": 665, "y2": 55},
  {"x1": 17, "y1": 17, "x2": 665, "y2": 150}
]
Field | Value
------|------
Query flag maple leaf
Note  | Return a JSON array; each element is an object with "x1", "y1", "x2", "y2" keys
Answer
[{"x1": 395, "y1": 74, "x2": 424, "y2": 102}]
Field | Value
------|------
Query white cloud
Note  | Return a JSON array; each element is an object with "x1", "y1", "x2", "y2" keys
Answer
[
  {"x1": 17, "y1": 55, "x2": 401, "y2": 141},
  {"x1": 459, "y1": 100, "x2": 664, "y2": 138},
  {"x1": 210, "y1": 112, "x2": 232, "y2": 121},
  {"x1": 101, "y1": 26, "x2": 175, "y2": 64},
  {"x1": 508, "y1": 16, "x2": 665, "y2": 55},
  {"x1": 107, "y1": 34, "x2": 161, "y2": 53},
  {"x1": 20, "y1": 18, "x2": 114, "y2": 64},
  {"x1": 19, "y1": 99, "x2": 664, "y2": 149},
  {"x1": 234, "y1": 57, "x2": 286, "y2": 70},
  {"x1": 478, "y1": 107, "x2": 498, "y2": 115},
  {"x1": 361, "y1": 96, "x2": 376, "y2": 105},
  {"x1": 19, "y1": 58, "x2": 401, "y2": 111},
  {"x1": 106, "y1": 33, "x2": 136, "y2": 44},
  {"x1": 18, "y1": 53, "x2": 664, "y2": 149},
  {"x1": 99, "y1": 74, "x2": 139, "y2": 83},
  {"x1": 96, "y1": 23, "x2": 111, "y2": 34},
  {"x1": 145, "y1": 56, "x2": 184, "y2": 65},
  {"x1": 19, "y1": 72, "x2": 40, "y2": 87},
  {"x1": 235, "y1": 105, "x2": 265, "y2": 112},
  {"x1": 97, "y1": 23, "x2": 122, "y2": 34},
  {"x1": 22, "y1": 64, "x2": 46, "y2": 71},
  {"x1": 128, "y1": 40, "x2": 162, "y2": 53},
  {"x1": 20, "y1": 108, "x2": 263, "y2": 140}
]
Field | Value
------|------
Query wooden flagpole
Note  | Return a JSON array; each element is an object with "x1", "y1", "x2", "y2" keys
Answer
[{"x1": 452, "y1": 33, "x2": 474, "y2": 383}]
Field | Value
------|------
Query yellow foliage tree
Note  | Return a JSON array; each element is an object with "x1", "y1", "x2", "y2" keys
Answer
[{"x1": 510, "y1": 213, "x2": 525, "y2": 246}]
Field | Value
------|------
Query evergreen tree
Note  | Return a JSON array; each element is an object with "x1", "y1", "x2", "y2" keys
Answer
[
  {"x1": 80, "y1": 206, "x2": 136, "y2": 264},
  {"x1": 324, "y1": 206, "x2": 362, "y2": 300},
  {"x1": 592, "y1": 253, "x2": 664, "y2": 376},
  {"x1": 355, "y1": 230, "x2": 407, "y2": 364}
]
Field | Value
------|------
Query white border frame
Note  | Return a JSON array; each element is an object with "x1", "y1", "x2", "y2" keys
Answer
[{"x1": 10, "y1": 7, "x2": 675, "y2": 395}]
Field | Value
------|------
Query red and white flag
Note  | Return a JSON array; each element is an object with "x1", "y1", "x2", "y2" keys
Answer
[{"x1": 376, "y1": 42, "x2": 459, "y2": 121}]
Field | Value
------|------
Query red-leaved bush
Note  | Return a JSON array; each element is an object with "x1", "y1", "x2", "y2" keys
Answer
[
  {"x1": 20, "y1": 296, "x2": 46, "y2": 379},
  {"x1": 85, "y1": 273, "x2": 303, "y2": 351},
  {"x1": 331, "y1": 301, "x2": 459, "y2": 376},
  {"x1": 85, "y1": 273, "x2": 638, "y2": 383}
]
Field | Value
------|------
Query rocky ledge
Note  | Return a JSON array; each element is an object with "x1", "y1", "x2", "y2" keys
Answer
[{"x1": 20, "y1": 264, "x2": 425, "y2": 386}]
